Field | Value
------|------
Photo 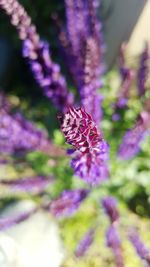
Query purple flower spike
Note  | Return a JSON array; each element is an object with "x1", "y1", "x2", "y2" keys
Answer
[
  {"x1": 78, "y1": 37, "x2": 104, "y2": 124},
  {"x1": 106, "y1": 225, "x2": 124, "y2": 267},
  {"x1": 50, "y1": 189, "x2": 89, "y2": 218},
  {"x1": 58, "y1": 0, "x2": 105, "y2": 124},
  {"x1": 0, "y1": 207, "x2": 37, "y2": 231},
  {"x1": 75, "y1": 228, "x2": 95, "y2": 257},
  {"x1": 118, "y1": 129, "x2": 142, "y2": 160},
  {"x1": 118, "y1": 111, "x2": 150, "y2": 160},
  {"x1": 22, "y1": 39, "x2": 74, "y2": 111},
  {"x1": 59, "y1": 107, "x2": 109, "y2": 185},
  {"x1": 102, "y1": 196, "x2": 119, "y2": 223},
  {"x1": 0, "y1": 0, "x2": 73, "y2": 112},
  {"x1": 113, "y1": 43, "x2": 135, "y2": 119},
  {"x1": 0, "y1": 110, "x2": 51, "y2": 154},
  {"x1": 0, "y1": 176, "x2": 53, "y2": 194},
  {"x1": 129, "y1": 229, "x2": 150, "y2": 265},
  {"x1": 137, "y1": 42, "x2": 149, "y2": 96}
]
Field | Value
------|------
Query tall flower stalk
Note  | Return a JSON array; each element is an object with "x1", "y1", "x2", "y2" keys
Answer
[
  {"x1": 58, "y1": 0, "x2": 105, "y2": 124},
  {"x1": 0, "y1": 0, "x2": 73, "y2": 111}
]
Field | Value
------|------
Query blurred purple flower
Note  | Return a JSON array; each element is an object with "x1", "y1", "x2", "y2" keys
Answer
[
  {"x1": 0, "y1": 207, "x2": 37, "y2": 231},
  {"x1": 71, "y1": 149, "x2": 109, "y2": 186},
  {"x1": 75, "y1": 228, "x2": 95, "y2": 257},
  {"x1": 118, "y1": 111, "x2": 150, "y2": 160},
  {"x1": 137, "y1": 42, "x2": 149, "y2": 96},
  {"x1": 0, "y1": 0, "x2": 73, "y2": 111},
  {"x1": 102, "y1": 196, "x2": 119, "y2": 223},
  {"x1": 58, "y1": 0, "x2": 105, "y2": 124},
  {"x1": 106, "y1": 224, "x2": 124, "y2": 267},
  {"x1": 50, "y1": 189, "x2": 89, "y2": 217},
  {"x1": 129, "y1": 229, "x2": 150, "y2": 265},
  {"x1": 59, "y1": 107, "x2": 109, "y2": 185},
  {"x1": 106, "y1": 224, "x2": 121, "y2": 249},
  {"x1": 112, "y1": 43, "x2": 135, "y2": 120},
  {"x1": 0, "y1": 176, "x2": 53, "y2": 194},
  {"x1": 22, "y1": 39, "x2": 74, "y2": 111},
  {"x1": 0, "y1": 109, "x2": 51, "y2": 154}
]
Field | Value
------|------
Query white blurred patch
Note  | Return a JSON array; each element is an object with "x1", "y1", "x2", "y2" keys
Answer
[{"x1": 0, "y1": 201, "x2": 65, "y2": 267}]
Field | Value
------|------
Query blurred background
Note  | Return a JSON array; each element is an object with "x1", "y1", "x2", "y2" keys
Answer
[{"x1": 0, "y1": 0, "x2": 150, "y2": 267}]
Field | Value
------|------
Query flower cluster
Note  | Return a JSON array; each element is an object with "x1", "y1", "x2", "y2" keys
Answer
[
  {"x1": 0, "y1": 107, "x2": 52, "y2": 154},
  {"x1": 58, "y1": 0, "x2": 104, "y2": 123},
  {"x1": 0, "y1": 0, "x2": 73, "y2": 111},
  {"x1": 59, "y1": 107, "x2": 109, "y2": 185}
]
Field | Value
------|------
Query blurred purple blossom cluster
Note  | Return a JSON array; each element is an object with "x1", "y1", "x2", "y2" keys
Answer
[
  {"x1": 0, "y1": 0, "x2": 73, "y2": 111},
  {"x1": 50, "y1": 189, "x2": 89, "y2": 217},
  {"x1": 118, "y1": 110, "x2": 150, "y2": 160},
  {"x1": 0, "y1": 91, "x2": 49, "y2": 153},
  {"x1": 0, "y1": 109, "x2": 52, "y2": 154},
  {"x1": 59, "y1": 0, "x2": 105, "y2": 124},
  {"x1": 0, "y1": 0, "x2": 150, "y2": 265}
]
